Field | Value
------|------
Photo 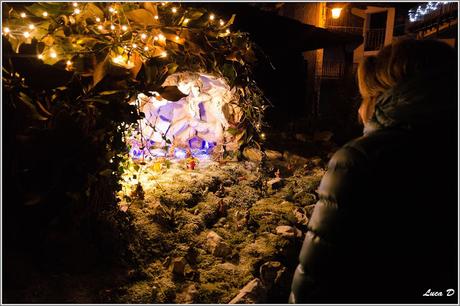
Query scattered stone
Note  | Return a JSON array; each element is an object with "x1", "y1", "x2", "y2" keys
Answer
[
  {"x1": 313, "y1": 130, "x2": 333, "y2": 142},
  {"x1": 229, "y1": 278, "x2": 267, "y2": 304},
  {"x1": 275, "y1": 225, "x2": 302, "y2": 238},
  {"x1": 243, "y1": 147, "x2": 263, "y2": 163},
  {"x1": 175, "y1": 283, "x2": 198, "y2": 304},
  {"x1": 267, "y1": 177, "x2": 284, "y2": 190},
  {"x1": 265, "y1": 149, "x2": 283, "y2": 160},
  {"x1": 293, "y1": 207, "x2": 309, "y2": 226},
  {"x1": 206, "y1": 231, "x2": 232, "y2": 257},
  {"x1": 259, "y1": 261, "x2": 286, "y2": 289},
  {"x1": 294, "y1": 133, "x2": 308, "y2": 142},
  {"x1": 304, "y1": 204, "x2": 316, "y2": 218},
  {"x1": 171, "y1": 257, "x2": 187, "y2": 276}
]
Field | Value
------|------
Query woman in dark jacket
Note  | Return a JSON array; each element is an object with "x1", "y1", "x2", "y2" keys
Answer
[{"x1": 290, "y1": 39, "x2": 458, "y2": 303}]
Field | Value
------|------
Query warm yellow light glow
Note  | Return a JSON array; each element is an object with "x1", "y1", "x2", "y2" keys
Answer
[
  {"x1": 110, "y1": 24, "x2": 115, "y2": 30},
  {"x1": 72, "y1": 2, "x2": 78, "y2": 7},
  {"x1": 141, "y1": 33, "x2": 147, "y2": 39},
  {"x1": 154, "y1": 15, "x2": 159, "y2": 20},
  {"x1": 183, "y1": 18, "x2": 190, "y2": 25},
  {"x1": 42, "y1": 12, "x2": 48, "y2": 17},
  {"x1": 158, "y1": 33, "x2": 165, "y2": 40},
  {"x1": 112, "y1": 55, "x2": 124, "y2": 64},
  {"x1": 74, "y1": 8, "x2": 81, "y2": 14},
  {"x1": 219, "y1": 19, "x2": 224, "y2": 26},
  {"x1": 161, "y1": 51, "x2": 167, "y2": 57},
  {"x1": 23, "y1": 31, "x2": 30, "y2": 38},
  {"x1": 260, "y1": 133, "x2": 266, "y2": 139},
  {"x1": 50, "y1": 51, "x2": 57, "y2": 58},
  {"x1": 172, "y1": 7, "x2": 177, "y2": 13},
  {"x1": 97, "y1": 25, "x2": 103, "y2": 30},
  {"x1": 175, "y1": 35, "x2": 180, "y2": 41},
  {"x1": 161, "y1": 2, "x2": 166, "y2": 6},
  {"x1": 109, "y1": 7, "x2": 115, "y2": 13},
  {"x1": 154, "y1": 36, "x2": 159, "y2": 41},
  {"x1": 132, "y1": 43, "x2": 137, "y2": 48},
  {"x1": 209, "y1": 14, "x2": 215, "y2": 20},
  {"x1": 121, "y1": 25, "x2": 128, "y2": 31},
  {"x1": 3, "y1": 27, "x2": 10, "y2": 34},
  {"x1": 38, "y1": 54, "x2": 43, "y2": 59},
  {"x1": 28, "y1": 24, "x2": 35, "y2": 30},
  {"x1": 331, "y1": 7, "x2": 342, "y2": 19},
  {"x1": 20, "y1": 12, "x2": 26, "y2": 18},
  {"x1": 226, "y1": 29, "x2": 230, "y2": 34},
  {"x1": 96, "y1": 17, "x2": 101, "y2": 22},
  {"x1": 144, "y1": 46, "x2": 149, "y2": 51},
  {"x1": 66, "y1": 60, "x2": 72, "y2": 66}
]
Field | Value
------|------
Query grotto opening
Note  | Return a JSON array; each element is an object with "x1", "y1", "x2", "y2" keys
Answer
[{"x1": 127, "y1": 72, "x2": 242, "y2": 163}]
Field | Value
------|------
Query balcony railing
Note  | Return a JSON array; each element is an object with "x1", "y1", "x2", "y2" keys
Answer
[
  {"x1": 326, "y1": 25, "x2": 364, "y2": 36},
  {"x1": 364, "y1": 28, "x2": 385, "y2": 51},
  {"x1": 320, "y1": 61, "x2": 345, "y2": 79}
]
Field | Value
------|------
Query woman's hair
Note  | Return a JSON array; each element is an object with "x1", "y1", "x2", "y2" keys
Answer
[{"x1": 357, "y1": 39, "x2": 456, "y2": 123}]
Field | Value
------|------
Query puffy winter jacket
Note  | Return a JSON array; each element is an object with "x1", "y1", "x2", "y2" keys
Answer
[{"x1": 290, "y1": 73, "x2": 458, "y2": 303}]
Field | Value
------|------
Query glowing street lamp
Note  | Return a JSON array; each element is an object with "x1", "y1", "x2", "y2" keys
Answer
[{"x1": 331, "y1": 7, "x2": 343, "y2": 19}]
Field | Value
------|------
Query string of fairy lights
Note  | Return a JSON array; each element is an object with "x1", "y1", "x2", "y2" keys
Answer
[
  {"x1": 2, "y1": 2, "x2": 232, "y2": 71},
  {"x1": 408, "y1": 2, "x2": 450, "y2": 22}
]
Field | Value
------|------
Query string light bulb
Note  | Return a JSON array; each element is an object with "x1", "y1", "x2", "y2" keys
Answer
[
  {"x1": 161, "y1": 51, "x2": 167, "y2": 57},
  {"x1": 209, "y1": 14, "x2": 215, "y2": 20},
  {"x1": 158, "y1": 33, "x2": 165, "y2": 40},
  {"x1": 121, "y1": 25, "x2": 128, "y2": 31},
  {"x1": 154, "y1": 36, "x2": 159, "y2": 41},
  {"x1": 175, "y1": 35, "x2": 180, "y2": 41},
  {"x1": 183, "y1": 18, "x2": 190, "y2": 25},
  {"x1": 37, "y1": 54, "x2": 43, "y2": 59},
  {"x1": 110, "y1": 24, "x2": 115, "y2": 30},
  {"x1": 132, "y1": 43, "x2": 137, "y2": 48},
  {"x1": 3, "y1": 27, "x2": 10, "y2": 34},
  {"x1": 28, "y1": 24, "x2": 35, "y2": 30},
  {"x1": 154, "y1": 15, "x2": 159, "y2": 20},
  {"x1": 74, "y1": 8, "x2": 81, "y2": 14},
  {"x1": 72, "y1": 2, "x2": 78, "y2": 7},
  {"x1": 109, "y1": 7, "x2": 115, "y2": 13},
  {"x1": 66, "y1": 60, "x2": 73, "y2": 67},
  {"x1": 20, "y1": 12, "x2": 26, "y2": 18},
  {"x1": 144, "y1": 46, "x2": 149, "y2": 51},
  {"x1": 226, "y1": 29, "x2": 230, "y2": 34},
  {"x1": 23, "y1": 31, "x2": 30, "y2": 38},
  {"x1": 219, "y1": 19, "x2": 224, "y2": 26},
  {"x1": 96, "y1": 17, "x2": 101, "y2": 22},
  {"x1": 50, "y1": 51, "x2": 57, "y2": 58},
  {"x1": 42, "y1": 11, "x2": 48, "y2": 17},
  {"x1": 141, "y1": 33, "x2": 147, "y2": 39},
  {"x1": 97, "y1": 25, "x2": 103, "y2": 30},
  {"x1": 172, "y1": 7, "x2": 177, "y2": 13}
]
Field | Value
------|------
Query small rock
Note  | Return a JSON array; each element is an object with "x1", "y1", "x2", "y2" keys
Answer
[
  {"x1": 293, "y1": 207, "x2": 309, "y2": 226},
  {"x1": 206, "y1": 231, "x2": 232, "y2": 257},
  {"x1": 175, "y1": 283, "x2": 198, "y2": 304},
  {"x1": 171, "y1": 257, "x2": 187, "y2": 276},
  {"x1": 223, "y1": 179, "x2": 234, "y2": 187},
  {"x1": 259, "y1": 261, "x2": 286, "y2": 289},
  {"x1": 295, "y1": 133, "x2": 308, "y2": 142},
  {"x1": 275, "y1": 225, "x2": 302, "y2": 238},
  {"x1": 243, "y1": 147, "x2": 263, "y2": 163},
  {"x1": 265, "y1": 149, "x2": 283, "y2": 160},
  {"x1": 313, "y1": 130, "x2": 333, "y2": 142},
  {"x1": 267, "y1": 178, "x2": 284, "y2": 190},
  {"x1": 229, "y1": 278, "x2": 267, "y2": 304}
]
